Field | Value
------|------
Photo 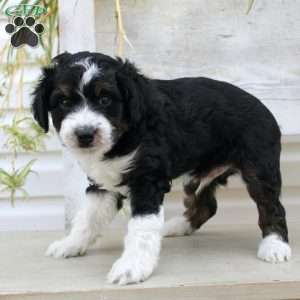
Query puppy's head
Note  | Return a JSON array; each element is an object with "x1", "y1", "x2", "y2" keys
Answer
[{"x1": 32, "y1": 51, "x2": 144, "y2": 154}]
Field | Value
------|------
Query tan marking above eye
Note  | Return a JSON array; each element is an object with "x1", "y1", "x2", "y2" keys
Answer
[
  {"x1": 94, "y1": 81, "x2": 112, "y2": 97},
  {"x1": 58, "y1": 84, "x2": 71, "y2": 97},
  {"x1": 94, "y1": 81, "x2": 102, "y2": 97}
]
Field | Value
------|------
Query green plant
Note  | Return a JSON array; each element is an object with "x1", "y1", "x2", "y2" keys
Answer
[
  {"x1": 0, "y1": 160, "x2": 36, "y2": 206},
  {"x1": 0, "y1": 0, "x2": 58, "y2": 205},
  {"x1": 1, "y1": 116, "x2": 45, "y2": 152}
]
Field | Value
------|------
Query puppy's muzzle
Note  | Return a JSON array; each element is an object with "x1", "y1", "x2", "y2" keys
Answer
[{"x1": 75, "y1": 126, "x2": 97, "y2": 148}]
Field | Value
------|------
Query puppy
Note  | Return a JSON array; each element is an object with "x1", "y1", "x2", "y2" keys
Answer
[{"x1": 32, "y1": 51, "x2": 291, "y2": 285}]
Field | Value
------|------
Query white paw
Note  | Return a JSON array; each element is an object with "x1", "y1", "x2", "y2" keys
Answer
[
  {"x1": 46, "y1": 237, "x2": 88, "y2": 258},
  {"x1": 107, "y1": 255, "x2": 155, "y2": 285},
  {"x1": 163, "y1": 216, "x2": 193, "y2": 237},
  {"x1": 257, "y1": 233, "x2": 291, "y2": 263}
]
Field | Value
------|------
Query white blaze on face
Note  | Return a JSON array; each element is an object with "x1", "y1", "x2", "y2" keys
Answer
[
  {"x1": 59, "y1": 105, "x2": 114, "y2": 153},
  {"x1": 74, "y1": 58, "x2": 101, "y2": 90}
]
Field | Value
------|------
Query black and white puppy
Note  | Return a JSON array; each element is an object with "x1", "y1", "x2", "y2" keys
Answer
[{"x1": 32, "y1": 51, "x2": 291, "y2": 285}]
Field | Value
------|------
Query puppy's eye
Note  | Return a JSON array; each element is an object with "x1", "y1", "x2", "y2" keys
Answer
[
  {"x1": 99, "y1": 96, "x2": 111, "y2": 107},
  {"x1": 60, "y1": 98, "x2": 70, "y2": 107}
]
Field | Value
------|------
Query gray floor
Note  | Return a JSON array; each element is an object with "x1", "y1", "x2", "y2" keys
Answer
[{"x1": 1, "y1": 200, "x2": 300, "y2": 300}]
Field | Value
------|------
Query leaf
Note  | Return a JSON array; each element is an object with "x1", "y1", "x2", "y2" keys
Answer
[
  {"x1": 0, "y1": 168, "x2": 12, "y2": 178},
  {"x1": 0, "y1": 169, "x2": 15, "y2": 188},
  {"x1": 246, "y1": 0, "x2": 255, "y2": 14},
  {"x1": 15, "y1": 159, "x2": 36, "y2": 186}
]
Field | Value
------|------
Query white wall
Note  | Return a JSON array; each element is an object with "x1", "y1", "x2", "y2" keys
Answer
[{"x1": 95, "y1": 0, "x2": 300, "y2": 135}]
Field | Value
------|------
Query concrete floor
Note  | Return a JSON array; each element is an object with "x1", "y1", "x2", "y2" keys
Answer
[{"x1": 1, "y1": 200, "x2": 300, "y2": 300}]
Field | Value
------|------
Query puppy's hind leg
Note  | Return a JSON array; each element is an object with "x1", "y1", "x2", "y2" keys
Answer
[
  {"x1": 163, "y1": 168, "x2": 233, "y2": 237},
  {"x1": 241, "y1": 157, "x2": 291, "y2": 263},
  {"x1": 163, "y1": 182, "x2": 218, "y2": 237},
  {"x1": 46, "y1": 187, "x2": 123, "y2": 258},
  {"x1": 163, "y1": 175, "x2": 200, "y2": 237}
]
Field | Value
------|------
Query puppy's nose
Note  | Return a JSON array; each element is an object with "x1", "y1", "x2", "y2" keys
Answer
[{"x1": 75, "y1": 126, "x2": 97, "y2": 147}]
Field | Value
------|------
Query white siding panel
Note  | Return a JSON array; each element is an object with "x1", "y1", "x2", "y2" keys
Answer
[
  {"x1": 262, "y1": 100, "x2": 300, "y2": 135},
  {"x1": 95, "y1": 0, "x2": 300, "y2": 134},
  {"x1": 0, "y1": 198, "x2": 64, "y2": 231}
]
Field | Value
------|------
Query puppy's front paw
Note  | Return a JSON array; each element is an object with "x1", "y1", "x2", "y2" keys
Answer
[
  {"x1": 46, "y1": 237, "x2": 88, "y2": 258},
  {"x1": 257, "y1": 234, "x2": 291, "y2": 263},
  {"x1": 107, "y1": 255, "x2": 155, "y2": 285}
]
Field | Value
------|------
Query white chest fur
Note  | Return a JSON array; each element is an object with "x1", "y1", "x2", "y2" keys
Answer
[{"x1": 73, "y1": 150, "x2": 135, "y2": 194}]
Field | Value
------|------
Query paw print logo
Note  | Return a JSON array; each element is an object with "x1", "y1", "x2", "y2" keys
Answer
[{"x1": 5, "y1": 16, "x2": 44, "y2": 48}]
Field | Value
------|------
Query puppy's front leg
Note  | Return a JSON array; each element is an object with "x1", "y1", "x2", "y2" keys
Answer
[
  {"x1": 107, "y1": 209, "x2": 164, "y2": 285},
  {"x1": 107, "y1": 180, "x2": 166, "y2": 285},
  {"x1": 46, "y1": 188, "x2": 122, "y2": 258}
]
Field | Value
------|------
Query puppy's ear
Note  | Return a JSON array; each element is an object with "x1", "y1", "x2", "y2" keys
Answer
[
  {"x1": 31, "y1": 52, "x2": 72, "y2": 133},
  {"x1": 31, "y1": 67, "x2": 55, "y2": 133},
  {"x1": 51, "y1": 52, "x2": 72, "y2": 66},
  {"x1": 116, "y1": 59, "x2": 145, "y2": 127}
]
